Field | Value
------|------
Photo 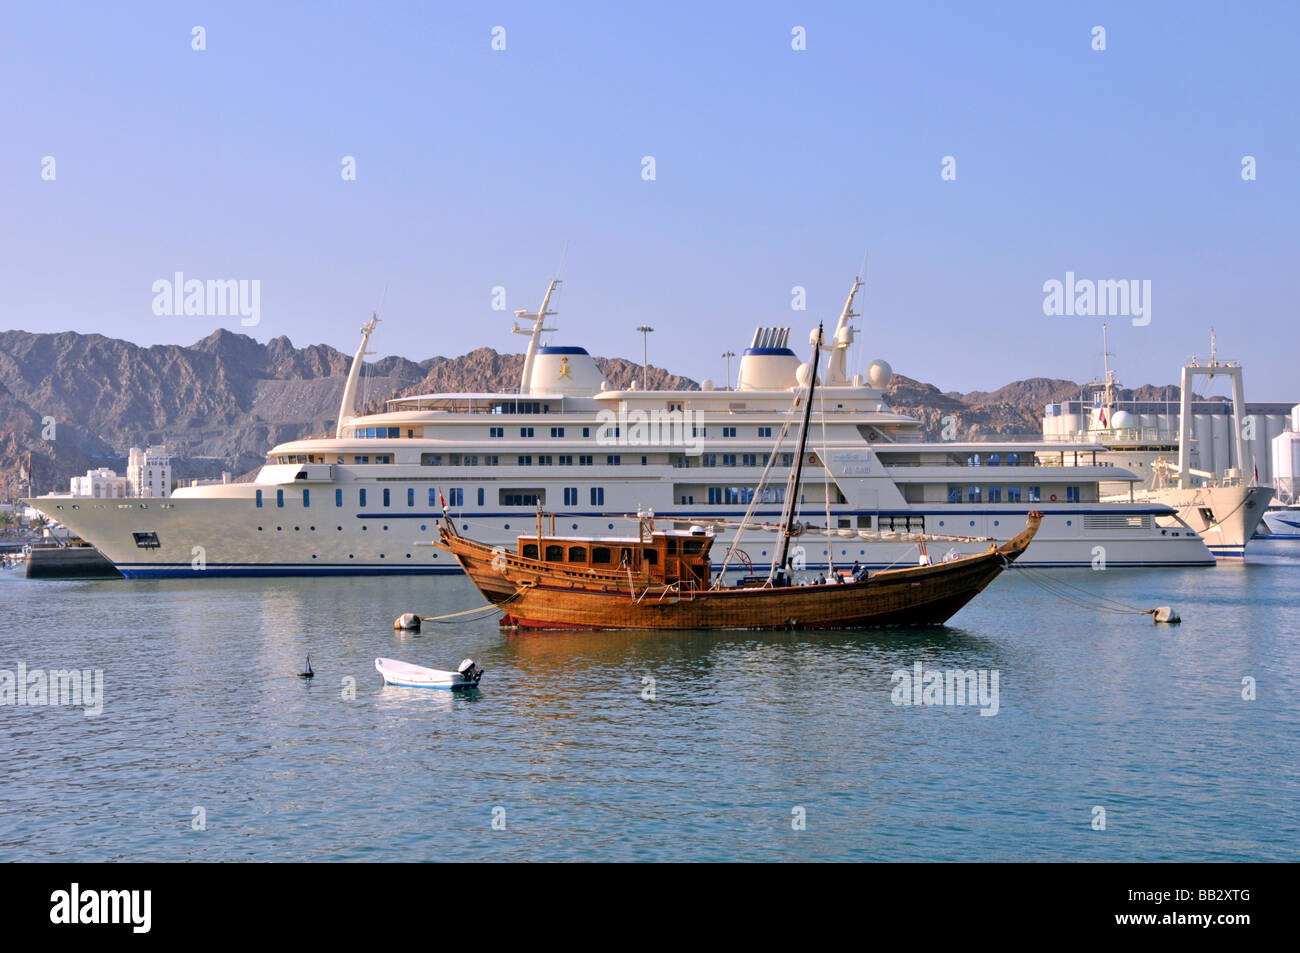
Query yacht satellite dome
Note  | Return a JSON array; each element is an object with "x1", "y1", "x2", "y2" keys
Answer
[
  {"x1": 701, "y1": 379, "x2": 715, "y2": 391},
  {"x1": 868, "y1": 360, "x2": 893, "y2": 389},
  {"x1": 1111, "y1": 410, "x2": 1135, "y2": 430}
]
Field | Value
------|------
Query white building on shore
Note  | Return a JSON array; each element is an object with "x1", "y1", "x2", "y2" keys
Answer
[
  {"x1": 69, "y1": 467, "x2": 129, "y2": 499},
  {"x1": 128, "y1": 446, "x2": 172, "y2": 498}
]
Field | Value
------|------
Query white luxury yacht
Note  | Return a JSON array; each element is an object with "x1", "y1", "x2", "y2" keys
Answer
[
  {"x1": 1041, "y1": 327, "x2": 1274, "y2": 558},
  {"x1": 29, "y1": 278, "x2": 1214, "y2": 576}
]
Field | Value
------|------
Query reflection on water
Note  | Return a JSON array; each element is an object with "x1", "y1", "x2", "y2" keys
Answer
[{"x1": 0, "y1": 548, "x2": 1297, "y2": 862}]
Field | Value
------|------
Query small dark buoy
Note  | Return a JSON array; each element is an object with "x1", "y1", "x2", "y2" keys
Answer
[{"x1": 298, "y1": 654, "x2": 315, "y2": 678}]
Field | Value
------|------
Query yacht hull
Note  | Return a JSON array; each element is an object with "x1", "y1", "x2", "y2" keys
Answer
[
  {"x1": 25, "y1": 496, "x2": 1214, "y2": 575},
  {"x1": 1105, "y1": 485, "x2": 1273, "y2": 558}
]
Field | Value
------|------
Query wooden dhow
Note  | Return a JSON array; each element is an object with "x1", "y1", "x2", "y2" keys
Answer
[{"x1": 436, "y1": 509, "x2": 1042, "y2": 631}]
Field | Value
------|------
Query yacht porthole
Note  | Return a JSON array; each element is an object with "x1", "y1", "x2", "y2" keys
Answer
[
  {"x1": 572, "y1": 524, "x2": 578, "y2": 530},
  {"x1": 993, "y1": 520, "x2": 999, "y2": 527},
  {"x1": 1067, "y1": 520, "x2": 1072, "y2": 526},
  {"x1": 969, "y1": 521, "x2": 975, "y2": 527},
  {"x1": 420, "y1": 525, "x2": 427, "y2": 531}
]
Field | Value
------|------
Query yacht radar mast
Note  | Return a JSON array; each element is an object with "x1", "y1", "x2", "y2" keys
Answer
[
  {"x1": 513, "y1": 279, "x2": 560, "y2": 395},
  {"x1": 336, "y1": 314, "x2": 381, "y2": 438},
  {"x1": 826, "y1": 275, "x2": 861, "y2": 386}
]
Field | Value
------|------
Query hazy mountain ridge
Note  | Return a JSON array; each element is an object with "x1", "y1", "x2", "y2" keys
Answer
[{"x1": 0, "y1": 328, "x2": 1201, "y2": 497}]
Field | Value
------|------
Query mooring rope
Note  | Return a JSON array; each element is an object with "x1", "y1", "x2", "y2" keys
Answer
[
  {"x1": 1003, "y1": 559, "x2": 1158, "y2": 616},
  {"x1": 419, "y1": 587, "x2": 526, "y2": 623}
]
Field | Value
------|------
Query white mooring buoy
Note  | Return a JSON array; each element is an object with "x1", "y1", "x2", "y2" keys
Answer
[
  {"x1": 394, "y1": 612, "x2": 421, "y2": 631},
  {"x1": 1152, "y1": 606, "x2": 1181, "y2": 624}
]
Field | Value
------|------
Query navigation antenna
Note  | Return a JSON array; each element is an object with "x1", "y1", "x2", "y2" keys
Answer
[
  {"x1": 358, "y1": 283, "x2": 387, "y2": 416},
  {"x1": 1100, "y1": 322, "x2": 1118, "y2": 417}
]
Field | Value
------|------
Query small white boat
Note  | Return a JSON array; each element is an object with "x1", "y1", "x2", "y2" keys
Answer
[{"x1": 374, "y1": 657, "x2": 484, "y2": 690}]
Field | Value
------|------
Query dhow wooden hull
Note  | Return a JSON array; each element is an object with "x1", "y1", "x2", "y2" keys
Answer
[{"x1": 441, "y1": 516, "x2": 1040, "y2": 632}]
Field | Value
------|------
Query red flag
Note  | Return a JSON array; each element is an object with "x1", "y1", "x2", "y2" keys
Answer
[{"x1": 438, "y1": 489, "x2": 447, "y2": 513}]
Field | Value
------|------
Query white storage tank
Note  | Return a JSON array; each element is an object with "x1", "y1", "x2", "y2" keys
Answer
[{"x1": 1274, "y1": 429, "x2": 1300, "y2": 500}]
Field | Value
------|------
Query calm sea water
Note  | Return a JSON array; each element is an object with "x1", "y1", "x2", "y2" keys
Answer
[{"x1": 2, "y1": 543, "x2": 1298, "y2": 862}]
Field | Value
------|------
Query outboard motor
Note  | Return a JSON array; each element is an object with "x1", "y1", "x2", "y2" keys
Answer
[{"x1": 457, "y1": 658, "x2": 485, "y2": 685}]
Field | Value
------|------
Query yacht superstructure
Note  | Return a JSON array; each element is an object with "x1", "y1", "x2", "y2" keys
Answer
[{"x1": 29, "y1": 280, "x2": 1214, "y2": 576}]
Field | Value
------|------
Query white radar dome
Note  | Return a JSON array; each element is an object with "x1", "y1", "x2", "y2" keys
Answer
[
  {"x1": 1111, "y1": 410, "x2": 1136, "y2": 430},
  {"x1": 867, "y1": 360, "x2": 893, "y2": 389}
]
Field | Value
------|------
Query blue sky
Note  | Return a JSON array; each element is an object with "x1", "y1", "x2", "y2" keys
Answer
[{"x1": 2, "y1": 1, "x2": 1296, "y2": 398}]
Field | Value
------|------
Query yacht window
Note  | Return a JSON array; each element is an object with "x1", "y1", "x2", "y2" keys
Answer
[
  {"x1": 568, "y1": 547, "x2": 587, "y2": 563},
  {"x1": 591, "y1": 547, "x2": 612, "y2": 564},
  {"x1": 522, "y1": 544, "x2": 538, "y2": 559},
  {"x1": 545, "y1": 545, "x2": 564, "y2": 561}
]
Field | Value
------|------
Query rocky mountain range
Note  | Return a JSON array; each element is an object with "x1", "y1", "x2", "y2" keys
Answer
[{"x1": 0, "y1": 328, "x2": 1192, "y2": 498}]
